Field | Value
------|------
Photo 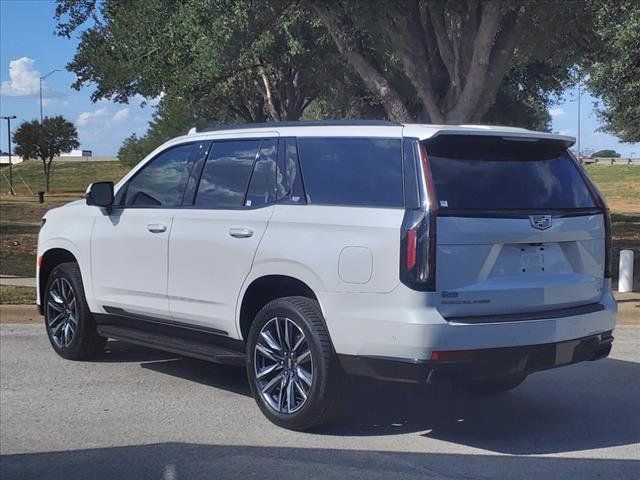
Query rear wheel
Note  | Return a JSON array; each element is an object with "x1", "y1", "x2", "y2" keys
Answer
[
  {"x1": 458, "y1": 375, "x2": 526, "y2": 395},
  {"x1": 246, "y1": 296, "x2": 341, "y2": 430},
  {"x1": 44, "y1": 262, "x2": 106, "y2": 360}
]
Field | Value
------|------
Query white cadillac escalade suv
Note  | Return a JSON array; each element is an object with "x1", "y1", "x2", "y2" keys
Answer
[{"x1": 37, "y1": 121, "x2": 616, "y2": 430}]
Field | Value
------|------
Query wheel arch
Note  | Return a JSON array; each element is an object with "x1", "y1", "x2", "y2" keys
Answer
[
  {"x1": 238, "y1": 275, "x2": 322, "y2": 342},
  {"x1": 39, "y1": 248, "x2": 79, "y2": 310}
]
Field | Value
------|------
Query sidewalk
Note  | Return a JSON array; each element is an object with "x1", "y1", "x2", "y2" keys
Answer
[{"x1": 0, "y1": 275, "x2": 36, "y2": 287}]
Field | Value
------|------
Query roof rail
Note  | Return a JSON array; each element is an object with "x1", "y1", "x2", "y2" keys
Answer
[{"x1": 201, "y1": 119, "x2": 400, "y2": 133}]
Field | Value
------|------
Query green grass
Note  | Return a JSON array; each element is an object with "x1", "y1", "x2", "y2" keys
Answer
[
  {"x1": 0, "y1": 160, "x2": 129, "y2": 195},
  {"x1": 0, "y1": 252, "x2": 35, "y2": 277},
  {"x1": 0, "y1": 196, "x2": 76, "y2": 277},
  {"x1": 0, "y1": 285, "x2": 36, "y2": 304},
  {"x1": 584, "y1": 165, "x2": 640, "y2": 205},
  {"x1": 0, "y1": 163, "x2": 638, "y2": 302}
]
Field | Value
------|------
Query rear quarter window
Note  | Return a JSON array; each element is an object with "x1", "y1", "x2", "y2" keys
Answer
[
  {"x1": 296, "y1": 137, "x2": 403, "y2": 208},
  {"x1": 425, "y1": 136, "x2": 596, "y2": 211}
]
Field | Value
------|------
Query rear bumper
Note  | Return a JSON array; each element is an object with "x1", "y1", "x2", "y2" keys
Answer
[
  {"x1": 338, "y1": 330, "x2": 614, "y2": 383},
  {"x1": 321, "y1": 283, "x2": 617, "y2": 360}
]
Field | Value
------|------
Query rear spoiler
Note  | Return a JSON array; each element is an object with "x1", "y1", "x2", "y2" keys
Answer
[{"x1": 428, "y1": 129, "x2": 575, "y2": 149}]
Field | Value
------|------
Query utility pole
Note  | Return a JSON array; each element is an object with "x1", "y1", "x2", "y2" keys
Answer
[
  {"x1": 39, "y1": 69, "x2": 60, "y2": 123},
  {"x1": 1, "y1": 115, "x2": 17, "y2": 195},
  {"x1": 577, "y1": 83, "x2": 581, "y2": 160}
]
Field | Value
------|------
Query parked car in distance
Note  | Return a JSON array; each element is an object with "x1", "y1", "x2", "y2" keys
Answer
[{"x1": 37, "y1": 121, "x2": 616, "y2": 430}]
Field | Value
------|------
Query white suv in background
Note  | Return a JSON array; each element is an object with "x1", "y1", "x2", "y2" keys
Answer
[{"x1": 37, "y1": 121, "x2": 616, "y2": 430}]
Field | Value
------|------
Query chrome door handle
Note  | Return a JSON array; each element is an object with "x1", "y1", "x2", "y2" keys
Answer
[
  {"x1": 146, "y1": 223, "x2": 167, "y2": 233},
  {"x1": 229, "y1": 227, "x2": 253, "y2": 238}
]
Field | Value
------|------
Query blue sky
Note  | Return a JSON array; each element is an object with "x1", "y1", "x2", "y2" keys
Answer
[
  {"x1": 0, "y1": 0, "x2": 155, "y2": 156},
  {"x1": 1, "y1": 0, "x2": 638, "y2": 157}
]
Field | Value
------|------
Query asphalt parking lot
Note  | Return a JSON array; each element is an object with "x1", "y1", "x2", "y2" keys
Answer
[{"x1": 1, "y1": 323, "x2": 639, "y2": 479}]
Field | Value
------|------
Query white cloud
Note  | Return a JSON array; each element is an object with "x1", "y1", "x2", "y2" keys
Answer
[
  {"x1": 112, "y1": 107, "x2": 130, "y2": 123},
  {"x1": 76, "y1": 107, "x2": 109, "y2": 127},
  {"x1": 549, "y1": 107, "x2": 565, "y2": 117},
  {"x1": 0, "y1": 57, "x2": 40, "y2": 96},
  {"x1": 77, "y1": 107, "x2": 132, "y2": 128},
  {"x1": 42, "y1": 98, "x2": 70, "y2": 108},
  {"x1": 558, "y1": 129, "x2": 573, "y2": 136}
]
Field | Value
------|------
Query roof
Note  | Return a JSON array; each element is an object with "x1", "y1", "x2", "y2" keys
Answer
[{"x1": 174, "y1": 120, "x2": 574, "y2": 146}]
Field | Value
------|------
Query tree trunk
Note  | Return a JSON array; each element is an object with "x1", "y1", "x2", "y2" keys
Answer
[
  {"x1": 42, "y1": 158, "x2": 52, "y2": 193},
  {"x1": 311, "y1": 1, "x2": 524, "y2": 125},
  {"x1": 310, "y1": 2, "x2": 413, "y2": 122}
]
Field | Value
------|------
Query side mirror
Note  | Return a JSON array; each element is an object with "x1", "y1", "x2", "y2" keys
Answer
[{"x1": 86, "y1": 181, "x2": 114, "y2": 210}]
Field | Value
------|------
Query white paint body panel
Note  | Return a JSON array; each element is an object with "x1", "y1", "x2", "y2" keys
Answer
[
  {"x1": 91, "y1": 208, "x2": 175, "y2": 318},
  {"x1": 321, "y1": 283, "x2": 616, "y2": 359},
  {"x1": 168, "y1": 206, "x2": 274, "y2": 334},
  {"x1": 436, "y1": 215, "x2": 606, "y2": 317},
  {"x1": 250, "y1": 205, "x2": 403, "y2": 294}
]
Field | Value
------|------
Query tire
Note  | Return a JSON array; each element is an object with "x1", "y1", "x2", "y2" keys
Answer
[
  {"x1": 246, "y1": 296, "x2": 341, "y2": 431},
  {"x1": 43, "y1": 262, "x2": 106, "y2": 360},
  {"x1": 458, "y1": 375, "x2": 526, "y2": 395}
]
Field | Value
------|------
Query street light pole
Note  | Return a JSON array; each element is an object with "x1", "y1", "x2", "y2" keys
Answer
[
  {"x1": 1, "y1": 115, "x2": 17, "y2": 195},
  {"x1": 39, "y1": 69, "x2": 61, "y2": 123},
  {"x1": 577, "y1": 83, "x2": 581, "y2": 160}
]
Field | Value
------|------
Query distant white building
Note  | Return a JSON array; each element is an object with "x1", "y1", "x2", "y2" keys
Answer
[
  {"x1": 61, "y1": 149, "x2": 93, "y2": 157},
  {"x1": 0, "y1": 155, "x2": 23, "y2": 165}
]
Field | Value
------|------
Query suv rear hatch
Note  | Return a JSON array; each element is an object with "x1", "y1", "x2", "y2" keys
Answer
[{"x1": 423, "y1": 134, "x2": 609, "y2": 320}]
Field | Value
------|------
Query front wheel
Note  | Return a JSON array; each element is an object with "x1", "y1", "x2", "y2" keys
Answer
[
  {"x1": 246, "y1": 296, "x2": 341, "y2": 431},
  {"x1": 44, "y1": 262, "x2": 106, "y2": 360}
]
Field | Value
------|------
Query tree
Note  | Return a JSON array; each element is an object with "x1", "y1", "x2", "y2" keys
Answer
[
  {"x1": 55, "y1": 0, "x2": 351, "y2": 122},
  {"x1": 584, "y1": 0, "x2": 640, "y2": 142},
  {"x1": 13, "y1": 116, "x2": 79, "y2": 192},
  {"x1": 307, "y1": 0, "x2": 594, "y2": 123},
  {"x1": 591, "y1": 149, "x2": 621, "y2": 158},
  {"x1": 58, "y1": 0, "x2": 637, "y2": 136},
  {"x1": 118, "y1": 96, "x2": 214, "y2": 167}
]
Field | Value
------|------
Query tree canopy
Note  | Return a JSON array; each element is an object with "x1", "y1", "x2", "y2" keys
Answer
[
  {"x1": 55, "y1": 0, "x2": 639, "y2": 146},
  {"x1": 55, "y1": 0, "x2": 367, "y2": 123},
  {"x1": 584, "y1": 0, "x2": 639, "y2": 142},
  {"x1": 591, "y1": 149, "x2": 621, "y2": 158},
  {"x1": 13, "y1": 116, "x2": 79, "y2": 192}
]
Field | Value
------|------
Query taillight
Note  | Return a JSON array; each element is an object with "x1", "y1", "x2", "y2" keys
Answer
[
  {"x1": 572, "y1": 155, "x2": 612, "y2": 278},
  {"x1": 400, "y1": 143, "x2": 437, "y2": 291},
  {"x1": 600, "y1": 203, "x2": 612, "y2": 278},
  {"x1": 406, "y1": 229, "x2": 417, "y2": 270}
]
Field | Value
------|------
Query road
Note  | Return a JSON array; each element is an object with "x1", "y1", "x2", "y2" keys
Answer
[{"x1": 1, "y1": 323, "x2": 639, "y2": 479}]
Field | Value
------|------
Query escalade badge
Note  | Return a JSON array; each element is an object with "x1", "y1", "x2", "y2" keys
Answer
[{"x1": 529, "y1": 215, "x2": 552, "y2": 230}]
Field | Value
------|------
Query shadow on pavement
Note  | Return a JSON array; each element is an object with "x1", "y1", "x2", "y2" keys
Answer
[
  {"x1": 1, "y1": 443, "x2": 638, "y2": 480},
  {"x1": 326, "y1": 357, "x2": 640, "y2": 454},
  {"x1": 94, "y1": 340, "x2": 640, "y2": 456}
]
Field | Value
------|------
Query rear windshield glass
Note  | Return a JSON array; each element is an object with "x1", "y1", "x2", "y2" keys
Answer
[
  {"x1": 425, "y1": 136, "x2": 596, "y2": 210},
  {"x1": 297, "y1": 137, "x2": 403, "y2": 208}
]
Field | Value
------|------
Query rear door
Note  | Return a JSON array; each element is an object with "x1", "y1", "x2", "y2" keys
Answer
[
  {"x1": 168, "y1": 135, "x2": 278, "y2": 335},
  {"x1": 425, "y1": 135, "x2": 606, "y2": 319}
]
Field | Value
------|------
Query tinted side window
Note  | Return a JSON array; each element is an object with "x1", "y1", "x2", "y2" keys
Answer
[
  {"x1": 277, "y1": 139, "x2": 305, "y2": 204},
  {"x1": 124, "y1": 143, "x2": 195, "y2": 207},
  {"x1": 245, "y1": 139, "x2": 277, "y2": 207},
  {"x1": 182, "y1": 141, "x2": 213, "y2": 205},
  {"x1": 297, "y1": 137, "x2": 403, "y2": 208},
  {"x1": 195, "y1": 140, "x2": 260, "y2": 208}
]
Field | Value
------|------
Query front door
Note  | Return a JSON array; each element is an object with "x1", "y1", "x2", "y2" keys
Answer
[{"x1": 91, "y1": 142, "x2": 205, "y2": 318}]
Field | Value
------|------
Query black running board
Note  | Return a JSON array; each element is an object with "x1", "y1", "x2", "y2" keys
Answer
[{"x1": 97, "y1": 324, "x2": 246, "y2": 367}]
